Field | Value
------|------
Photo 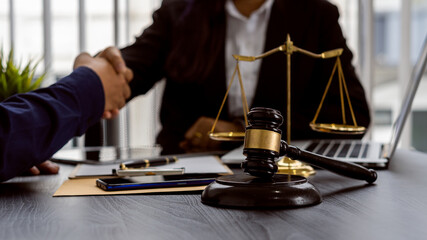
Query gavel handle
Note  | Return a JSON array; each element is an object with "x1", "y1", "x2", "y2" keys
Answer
[{"x1": 281, "y1": 141, "x2": 377, "y2": 183}]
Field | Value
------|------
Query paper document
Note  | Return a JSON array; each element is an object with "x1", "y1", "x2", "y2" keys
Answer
[{"x1": 69, "y1": 155, "x2": 232, "y2": 178}]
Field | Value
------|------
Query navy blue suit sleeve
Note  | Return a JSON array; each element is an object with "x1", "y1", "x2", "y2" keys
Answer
[{"x1": 0, "y1": 67, "x2": 105, "y2": 182}]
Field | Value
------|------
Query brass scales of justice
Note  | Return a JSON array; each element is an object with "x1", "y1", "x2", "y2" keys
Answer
[{"x1": 208, "y1": 34, "x2": 366, "y2": 177}]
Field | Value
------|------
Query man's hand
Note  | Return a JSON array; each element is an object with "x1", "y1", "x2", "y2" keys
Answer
[
  {"x1": 73, "y1": 52, "x2": 132, "y2": 119},
  {"x1": 24, "y1": 160, "x2": 60, "y2": 176},
  {"x1": 96, "y1": 46, "x2": 133, "y2": 118},
  {"x1": 179, "y1": 116, "x2": 244, "y2": 153},
  {"x1": 24, "y1": 53, "x2": 133, "y2": 177}
]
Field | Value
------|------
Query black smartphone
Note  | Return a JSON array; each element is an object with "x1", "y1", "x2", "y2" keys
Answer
[{"x1": 96, "y1": 175, "x2": 216, "y2": 191}]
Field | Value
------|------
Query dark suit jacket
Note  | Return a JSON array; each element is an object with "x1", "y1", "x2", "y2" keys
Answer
[{"x1": 121, "y1": 0, "x2": 371, "y2": 154}]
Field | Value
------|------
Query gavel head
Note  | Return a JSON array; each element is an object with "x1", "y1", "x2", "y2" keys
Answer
[{"x1": 241, "y1": 107, "x2": 284, "y2": 178}]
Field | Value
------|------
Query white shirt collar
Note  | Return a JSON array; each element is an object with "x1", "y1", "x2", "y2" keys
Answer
[{"x1": 225, "y1": 0, "x2": 274, "y2": 21}]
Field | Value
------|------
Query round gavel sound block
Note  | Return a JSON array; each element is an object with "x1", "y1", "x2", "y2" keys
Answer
[{"x1": 201, "y1": 173, "x2": 322, "y2": 208}]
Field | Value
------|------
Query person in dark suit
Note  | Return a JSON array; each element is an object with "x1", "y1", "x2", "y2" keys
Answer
[
  {"x1": 98, "y1": 0, "x2": 370, "y2": 154},
  {"x1": 0, "y1": 53, "x2": 132, "y2": 182}
]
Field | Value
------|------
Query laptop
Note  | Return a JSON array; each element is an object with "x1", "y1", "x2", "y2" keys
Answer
[{"x1": 222, "y1": 35, "x2": 427, "y2": 169}]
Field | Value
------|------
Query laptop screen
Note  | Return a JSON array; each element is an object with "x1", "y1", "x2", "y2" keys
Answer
[{"x1": 387, "y1": 35, "x2": 427, "y2": 159}]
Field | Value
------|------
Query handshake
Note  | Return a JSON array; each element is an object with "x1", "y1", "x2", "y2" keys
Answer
[{"x1": 73, "y1": 46, "x2": 133, "y2": 119}]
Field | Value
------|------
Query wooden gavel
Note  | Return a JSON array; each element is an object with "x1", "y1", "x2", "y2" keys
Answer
[{"x1": 241, "y1": 107, "x2": 377, "y2": 183}]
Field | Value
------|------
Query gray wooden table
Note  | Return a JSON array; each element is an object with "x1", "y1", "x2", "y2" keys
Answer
[{"x1": 1, "y1": 148, "x2": 426, "y2": 240}]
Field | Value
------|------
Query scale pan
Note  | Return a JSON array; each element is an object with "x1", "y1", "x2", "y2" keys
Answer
[
  {"x1": 208, "y1": 132, "x2": 245, "y2": 141},
  {"x1": 310, "y1": 123, "x2": 365, "y2": 135}
]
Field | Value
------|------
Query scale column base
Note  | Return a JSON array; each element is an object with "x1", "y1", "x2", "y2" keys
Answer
[{"x1": 277, "y1": 157, "x2": 316, "y2": 177}]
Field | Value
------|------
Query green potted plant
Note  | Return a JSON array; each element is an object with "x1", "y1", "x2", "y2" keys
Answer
[{"x1": 0, "y1": 47, "x2": 46, "y2": 101}]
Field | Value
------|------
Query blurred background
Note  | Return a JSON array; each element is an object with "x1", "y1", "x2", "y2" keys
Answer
[{"x1": 1, "y1": 0, "x2": 426, "y2": 152}]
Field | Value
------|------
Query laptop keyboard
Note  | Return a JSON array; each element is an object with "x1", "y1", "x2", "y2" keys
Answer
[
  {"x1": 325, "y1": 143, "x2": 340, "y2": 157},
  {"x1": 305, "y1": 141, "x2": 367, "y2": 159}
]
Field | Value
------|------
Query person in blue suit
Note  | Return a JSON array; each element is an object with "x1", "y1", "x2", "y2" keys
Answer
[{"x1": 0, "y1": 52, "x2": 132, "y2": 182}]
